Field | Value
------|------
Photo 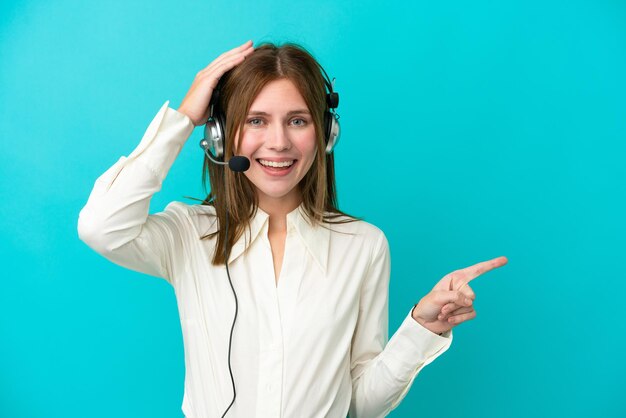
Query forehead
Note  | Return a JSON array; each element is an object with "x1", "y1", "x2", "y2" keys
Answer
[{"x1": 249, "y1": 78, "x2": 308, "y2": 112}]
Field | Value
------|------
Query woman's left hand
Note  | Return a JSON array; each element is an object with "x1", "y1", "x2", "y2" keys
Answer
[{"x1": 411, "y1": 256, "x2": 508, "y2": 335}]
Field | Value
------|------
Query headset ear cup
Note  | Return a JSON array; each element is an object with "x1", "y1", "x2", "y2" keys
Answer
[
  {"x1": 204, "y1": 111, "x2": 226, "y2": 159},
  {"x1": 324, "y1": 111, "x2": 331, "y2": 145},
  {"x1": 324, "y1": 111, "x2": 340, "y2": 154},
  {"x1": 204, "y1": 82, "x2": 227, "y2": 160},
  {"x1": 214, "y1": 112, "x2": 226, "y2": 159}
]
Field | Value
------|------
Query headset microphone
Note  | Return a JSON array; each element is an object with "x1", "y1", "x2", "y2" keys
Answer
[{"x1": 199, "y1": 139, "x2": 250, "y2": 172}]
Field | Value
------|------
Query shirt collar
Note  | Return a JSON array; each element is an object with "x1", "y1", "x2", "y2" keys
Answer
[
  {"x1": 227, "y1": 207, "x2": 269, "y2": 265},
  {"x1": 227, "y1": 204, "x2": 330, "y2": 273}
]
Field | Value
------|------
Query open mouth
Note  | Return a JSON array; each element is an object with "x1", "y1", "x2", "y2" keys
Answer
[
  {"x1": 256, "y1": 158, "x2": 298, "y2": 172},
  {"x1": 257, "y1": 159, "x2": 296, "y2": 168}
]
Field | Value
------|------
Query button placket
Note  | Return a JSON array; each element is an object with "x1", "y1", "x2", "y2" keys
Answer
[{"x1": 256, "y1": 226, "x2": 285, "y2": 417}]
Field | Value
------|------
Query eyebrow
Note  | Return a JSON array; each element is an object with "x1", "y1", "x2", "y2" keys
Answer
[{"x1": 247, "y1": 109, "x2": 311, "y2": 116}]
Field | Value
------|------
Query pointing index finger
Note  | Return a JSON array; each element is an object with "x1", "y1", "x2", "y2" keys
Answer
[{"x1": 463, "y1": 256, "x2": 508, "y2": 283}]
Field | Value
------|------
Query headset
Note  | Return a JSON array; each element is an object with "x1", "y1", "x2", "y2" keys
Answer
[{"x1": 202, "y1": 64, "x2": 341, "y2": 161}]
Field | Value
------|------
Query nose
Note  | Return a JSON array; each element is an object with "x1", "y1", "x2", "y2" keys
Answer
[{"x1": 266, "y1": 124, "x2": 292, "y2": 151}]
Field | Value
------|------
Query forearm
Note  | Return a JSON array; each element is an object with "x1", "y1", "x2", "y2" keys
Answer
[{"x1": 349, "y1": 309, "x2": 452, "y2": 417}]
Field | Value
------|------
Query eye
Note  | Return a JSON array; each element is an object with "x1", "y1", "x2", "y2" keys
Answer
[
  {"x1": 246, "y1": 118, "x2": 264, "y2": 127},
  {"x1": 290, "y1": 118, "x2": 308, "y2": 127}
]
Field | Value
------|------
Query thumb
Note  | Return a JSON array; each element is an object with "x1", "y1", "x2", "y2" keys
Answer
[{"x1": 414, "y1": 289, "x2": 473, "y2": 321}]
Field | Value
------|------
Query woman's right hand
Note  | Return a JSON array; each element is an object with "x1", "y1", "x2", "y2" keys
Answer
[{"x1": 178, "y1": 40, "x2": 255, "y2": 126}]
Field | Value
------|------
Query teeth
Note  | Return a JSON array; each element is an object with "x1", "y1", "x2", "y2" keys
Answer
[{"x1": 258, "y1": 159, "x2": 295, "y2": 168}]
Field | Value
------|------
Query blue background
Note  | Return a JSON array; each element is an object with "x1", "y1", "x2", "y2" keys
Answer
[{"x1": 1, "y1": 0, "x2": 625, "y2": 416}]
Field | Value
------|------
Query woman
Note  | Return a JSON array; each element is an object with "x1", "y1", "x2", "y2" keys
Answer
[{"x1": 78, "y1": 40, "x2": 507, "y2": 418}]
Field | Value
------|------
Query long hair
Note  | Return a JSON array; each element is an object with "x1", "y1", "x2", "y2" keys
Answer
[{"x1": 200, "y1": 42, "x2": 354, "y2": 265}]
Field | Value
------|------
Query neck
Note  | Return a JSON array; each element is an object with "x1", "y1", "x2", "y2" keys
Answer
[{"x1": 258, "y1": 190, "x2": 302, "y2": 234}]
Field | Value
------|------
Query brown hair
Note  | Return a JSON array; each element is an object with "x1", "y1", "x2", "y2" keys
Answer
[{"x1": 200, "y1": 42, "x2": 354, "y2": 265}]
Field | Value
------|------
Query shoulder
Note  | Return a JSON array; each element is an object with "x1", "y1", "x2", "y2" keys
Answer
[
  {"x1": 326, "y1": 213, "x2": 385, "y2": 239},
  {"x1": 325, "y1": 214, "x2": 388, "y2": 255}
]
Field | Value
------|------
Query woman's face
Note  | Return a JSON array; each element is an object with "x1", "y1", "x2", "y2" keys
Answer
[{"x1": 236, "y1": 78, "x2": 317, "y2": 212}]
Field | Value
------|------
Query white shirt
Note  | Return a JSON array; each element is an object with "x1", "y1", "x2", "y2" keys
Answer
[{"x1": 77, "y1": 101, "x2": 453, "y2": 418}]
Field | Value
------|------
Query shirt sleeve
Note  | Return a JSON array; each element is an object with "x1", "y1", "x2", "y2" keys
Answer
[
  {"x1": 77, "y1": 101, "x2": 196, "y2": 285},
  {"x1": 348, "y1": 231, "x2": 453, "y2": 418}
]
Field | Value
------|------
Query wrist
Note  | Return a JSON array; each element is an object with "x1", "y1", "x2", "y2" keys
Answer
[
  {"x1": 175, "y1": 106, "x2": 198, "y2": 126},
  {"x1": 411, "y1": 303, "x2": 444, "y2": 336}
]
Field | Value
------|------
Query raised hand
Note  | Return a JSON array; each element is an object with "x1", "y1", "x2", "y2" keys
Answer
[
  {"x1": 178, "y1": 40, "x2": 255, "y2": 126},
  {"x1": 411, "y1": 256, "x2": 508, "y2": 335}
]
